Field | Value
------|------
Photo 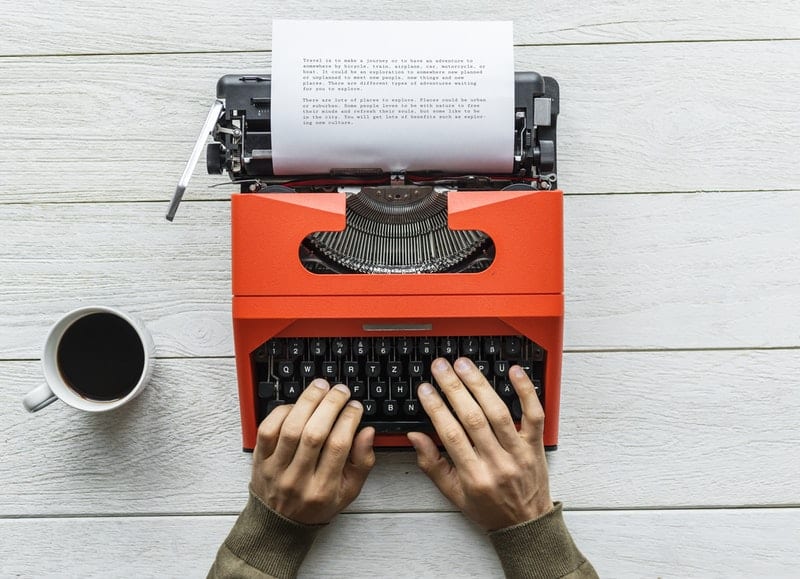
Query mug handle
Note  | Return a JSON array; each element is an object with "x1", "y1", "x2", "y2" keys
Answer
[{"x1": 23, "y1": 384, "x2": 58, "y2": 412}]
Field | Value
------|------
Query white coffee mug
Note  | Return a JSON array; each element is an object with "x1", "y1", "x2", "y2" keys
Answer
[{"x1": 23, "y1": 306, "x2": 155, "y2": 413}]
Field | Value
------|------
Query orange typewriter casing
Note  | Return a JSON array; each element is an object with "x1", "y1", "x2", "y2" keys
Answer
[{"x1": 231, "y1": 188, "x2": 564, "y2": 451}]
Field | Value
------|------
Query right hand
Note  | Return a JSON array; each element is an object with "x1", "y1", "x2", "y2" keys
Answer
[
  {"x1": 408, "y1": 358, "x2": 553, "y2": 532},
  {"x1": 251, "y1": 379, "x2": 376, "y2": 525}
]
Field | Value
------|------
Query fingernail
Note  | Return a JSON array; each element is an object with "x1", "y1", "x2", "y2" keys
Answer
[
  {"x1": 454, "y1": 357, "x2": 470, "y2": 371},
  {"x1": 432, "y1": 358, "x2": 448, "y2": 372},
  {"x1": 511, "y1": 366, "x2": 526, "y2": 379},
  {"x1": 347, "y1": 400, "x2": 362, "y2": 409},
  {"x1": 312, "y1": 379, "x2": 330, "y2": 390},
  {"x1": 334, "y1": 383, "x2": 350, "y2": 394},
  {"x1": 418, "y1": 383, "x2": 434, "y2": 396}
]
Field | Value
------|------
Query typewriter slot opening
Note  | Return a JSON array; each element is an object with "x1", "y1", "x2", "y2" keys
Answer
[{"x1": 300, "y1": 187, "x2": 495, "y2": 274}]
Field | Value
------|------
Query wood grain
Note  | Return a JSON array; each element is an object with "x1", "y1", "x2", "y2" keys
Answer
[
  {"x1": 2, "y1": 350, "x2": 798, "y2": 516},
  {"x1": 1, "y1": 41, "x2": 798, "y2": 202},
  {"x1": 1, "y1": 508, "x2": 798, "y2": 578},
  {"x1": 3, "y1": 2, "x2": 798, "y2": 576},
  {"x1": 2, "y1": 0, "x2": 798, "y2": 56},
  {"x1": 1, "y1": 192, "x2": 797, "y2": 360}
]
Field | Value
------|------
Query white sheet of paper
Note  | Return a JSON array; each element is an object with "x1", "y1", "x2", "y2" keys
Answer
[{"x1": 270, "y1": 20, "x2": 514, "y2": 176}]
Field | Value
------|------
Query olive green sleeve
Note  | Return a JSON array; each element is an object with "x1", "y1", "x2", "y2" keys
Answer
[
  {"x1": 489, "y1": 502, "x2": 598, "y2": 579},
  {"x1": 207, "y1": 488, "x2": 325, "y2": 579}
]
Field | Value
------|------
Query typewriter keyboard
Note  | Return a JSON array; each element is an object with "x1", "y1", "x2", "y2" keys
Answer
[{"x1": 253, "y1": 336, "x2": 545, "y2": 433}]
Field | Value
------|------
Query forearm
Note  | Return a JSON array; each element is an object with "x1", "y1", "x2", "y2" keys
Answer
[
  {"x1": 489, "y1": 502, "x2": 597, "y2": 579},
  {"x1": 208, "y1": 487, "x2": 324, "y2": 579}
]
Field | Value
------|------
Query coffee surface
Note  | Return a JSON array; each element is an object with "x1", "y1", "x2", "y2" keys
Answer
[{"x1": 57, "y1": 313, "x2": 145, "y2": 401}]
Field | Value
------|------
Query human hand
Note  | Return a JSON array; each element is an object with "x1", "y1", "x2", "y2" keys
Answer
[
  {"x1": 251, "y1": 379, "x2": 376, "y2": 525},
  {"x1": 408, "y1": 358, "x2": 553, "y2": 531}
]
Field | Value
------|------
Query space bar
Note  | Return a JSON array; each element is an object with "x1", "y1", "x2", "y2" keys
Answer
[{"x1": 360, "y1": 420, "x2": 435, "y2": 433}]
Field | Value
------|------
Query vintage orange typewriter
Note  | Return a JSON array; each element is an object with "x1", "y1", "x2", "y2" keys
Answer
[{"x1": 168, "y1": 71, "x2": 562, "y2": 451}]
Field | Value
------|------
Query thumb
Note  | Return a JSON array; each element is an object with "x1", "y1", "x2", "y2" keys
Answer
[{"x1": 407, "y1": 432, "x2": 464, "y2": 508}]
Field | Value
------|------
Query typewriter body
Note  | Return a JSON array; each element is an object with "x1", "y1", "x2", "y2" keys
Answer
[{"x1": 169, "y1": 72, "x2": 562, "y2": 451}]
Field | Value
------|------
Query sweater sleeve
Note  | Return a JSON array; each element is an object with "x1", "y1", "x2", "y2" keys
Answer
[
  {"x1": 207, "y1": 488, "x2": 325, "y2": 579},
  {"x1": 488, "y1": 502, "x2": 598, "y2": 579}
]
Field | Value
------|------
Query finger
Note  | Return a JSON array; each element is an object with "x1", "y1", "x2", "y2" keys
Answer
[
  {"x1": 316, "y1": 399, "x2": 364, "y2": 479},
  {"x1": 254, "y1": 403, "x2": 293, "y2": 462},
  {"x1": 452, "y1": 357, "x2": 520, "y2": 452},
  {"x1": 432, "y1": 358, "x2": 502, "y2": 455},
  {"x1": 271, "y1": 379, "x2": 331, "y2": 468},
  {"x1": 416, "y1": 381, "x2": 478, "y2": 468},
  {"x1": 509, "y1": 366, "x2": 546, "y2": 444},
  {"x1": 342, "y1": 426, "x2": 377, "y2": 495},
  {"x1": 290, "y1": 383, "x2": 353, "y2": 470},
  {"x1": 407, "y1": 432, "x2": 464, "y2": 509}
]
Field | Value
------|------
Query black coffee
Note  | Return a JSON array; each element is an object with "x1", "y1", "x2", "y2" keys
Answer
[{"x1": 56, "y1": 312, "x2": 145, "y2": 401}]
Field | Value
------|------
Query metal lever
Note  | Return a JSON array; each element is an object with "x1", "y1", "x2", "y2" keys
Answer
[{"x1": 166, "y1": 99, "x2": 225, "y2": 221}]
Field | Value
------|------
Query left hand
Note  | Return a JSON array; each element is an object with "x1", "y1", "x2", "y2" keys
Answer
[{"x1": 251, "y1": 379, "x2": 376, "y2": 525}]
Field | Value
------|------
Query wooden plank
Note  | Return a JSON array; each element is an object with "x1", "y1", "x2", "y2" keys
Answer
[
  {"x1": 2, "y1": 1, "x2": 798, "y2": 56},
  {"x1": 1, "y1": 350, "x2": 798, "y2": 516},
  {"x1": 1, "y1": 41, "x2": 798, "y2": 202},
  {"x1": 1, "y1": 508, "x2": 798, "y2": 577},
  {"x1": 564, "y1": 191, "x2": 800, "y2": 350},
  {"x1": 0, "y1": 201, "x2": 233, "y2": 360},
  {"x1": 1, "y1": 193, "x2": 797, "y2": 359}
]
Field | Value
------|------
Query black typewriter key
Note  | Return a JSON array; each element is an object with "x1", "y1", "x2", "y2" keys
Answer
[
  {"x1": 253, "y1": 346, "x2": 269, "y2": 363},
  {"x1": 391, "y1": 381, "x2": 409, "y2": 399},
  {"x1": 278, "y1": 361, "x2": 295, "y2": 378},
  {"x1": 375, "y1": 338, "x2": 391, "y2": 356},
  {"x1": 531, "y1": 346, "x2": 545, "y2": 362},
  {"x1": 387, "y1": 361, "x2": 402, "y2": 377},
  {"x1": 461, "y1": 337, "x2": 480, "y2": 356},
  {"x1": 332, "y1": 339, "x2": 348, "y2": 357},
  {"x1": 344, "y1": 361, "x2": 359, "y2": 377},
  {"x1": 403, "y1": 399, "x2": 420, "y2": 416},
  {"x1": 519, "y1": 361, "x2": 534, "y2": 379},
  {"x1": 504, "y1": 337, "x2": 522, "y2": 357},
  {"x1": 497, "y1": 381, "x2": 514, "y2": 398},
  {"x1": 484, "y1": 337, "x2": 501, "y2": 356},
  {"x1": 419, "y1": 338, "x2": 434, "y2": 356},
  {"x1": 475, "y1": 360, "x2": 489, "y2": 377},
  {"x1": 362, "y1": 400, "x2": 377, "y2": 416},
  {"x1": 440, "y1": 338, "x2": 457, "y2": 357},
  {"x1": 371, "y1": 381, "x2": 388, "y2": 399},
  {"x1": 397, "y1": 337, "x2": 413, "y2": 355},
  {"x1": 283, "y1": 381, "x2": 301, "y2": 400},
  {"x1": 383, "y1": 400, "x2": 399, "y2": 417},
  {"x1": 288, "y1": 339, "x2": 304, "y2": 357},
  {"x1": 350, "y1": 380, "x2": 366, "y2": 399},
  {"x1": 365, "y1": 361, "x2": 381, "y2": 377},
  {"x1": 300, "y1": 360, "x2": 316, "y2": 378},
  {"x1": 258, "y1": 381, "x2": 277, "y2": 398},
  {"x1": 311, "y1": 339, "x2": 327, "y2": 357},
  {"x1": 494, "y1": 360, "x2": 509, "y2": 377},
  {"x1": 409, "y1": 360, "x2": 423, "y2": 377},
  {"x1": 266, "y1": 399, "x2": 287, "y2": 415},
  {"x1": 266, "y1": 339, "x2": 284, "y2": 357},
  {"x1": 322, "y1": 361, "x2": 337, "y2": 379},
  {"x1": 353, "y1": 338, "x2": 369, "y2": 357}
]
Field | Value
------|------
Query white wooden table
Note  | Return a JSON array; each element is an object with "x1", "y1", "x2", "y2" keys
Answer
[{"x1": 2, "y1": 2, "x2": 799, "y2": 577}]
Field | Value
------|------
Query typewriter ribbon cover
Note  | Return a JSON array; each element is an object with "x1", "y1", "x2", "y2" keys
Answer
[{"x1": 170, "y1": 20, "x2": 563, "y2": 450}]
